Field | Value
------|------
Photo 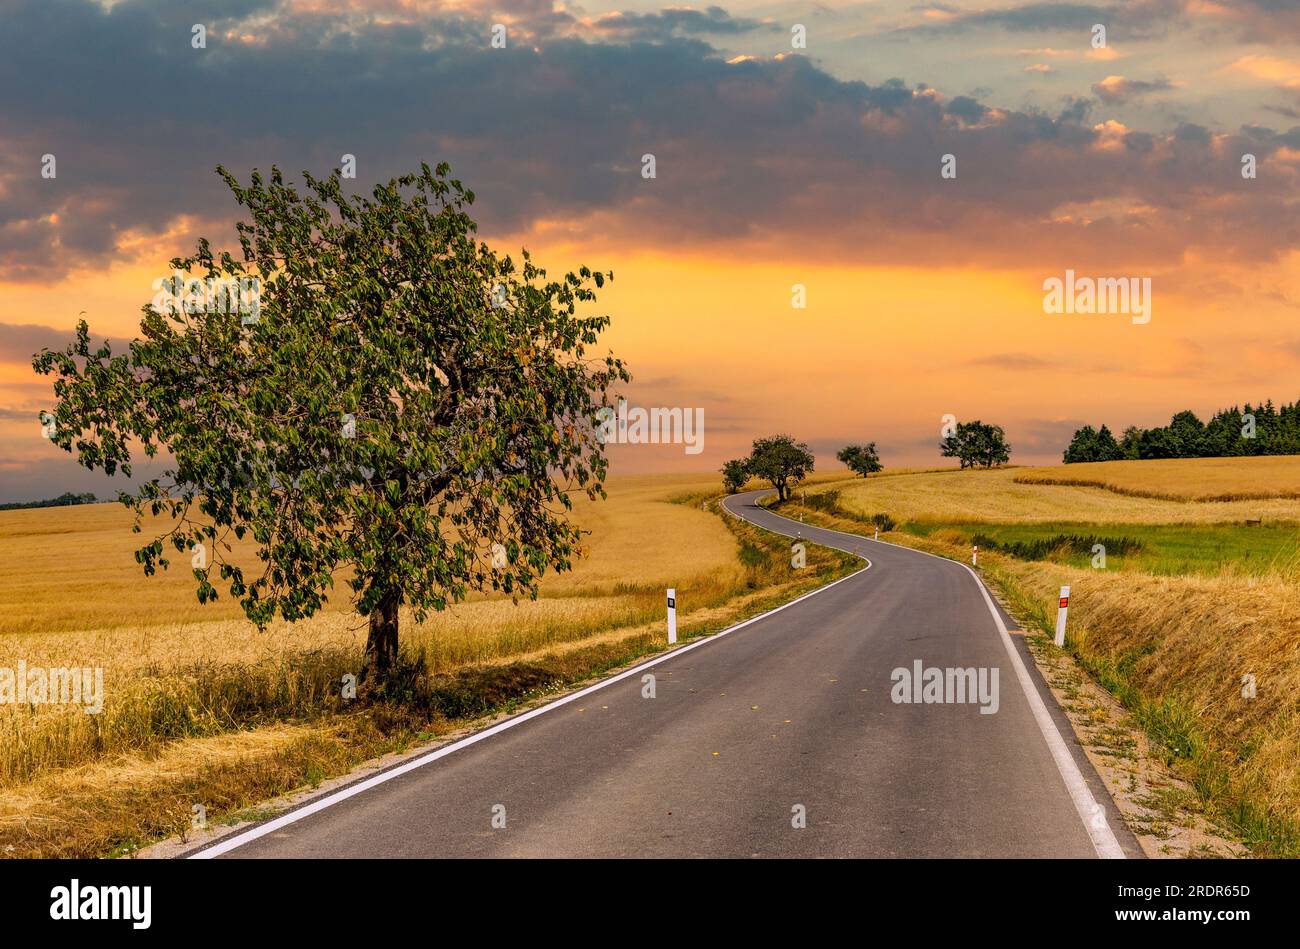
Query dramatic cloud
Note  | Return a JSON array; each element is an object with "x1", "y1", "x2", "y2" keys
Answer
[
  {"x1": 1091, "y1": 75, "x2": 1175, "y2": 103},
  {"x1": 0, "y1": 322, "x2": 128, "y2": 364},
  {"x1": 587, "y1": 7, "x2": 778, "y2": 41},
  {"x1": 0, "y1": 0, "x2": 1298, "y2": 285}
]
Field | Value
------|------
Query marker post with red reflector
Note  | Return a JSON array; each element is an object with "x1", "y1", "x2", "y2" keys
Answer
[{"x1": 1055, "y1": 585, "x2": 1070, "y2": 646}]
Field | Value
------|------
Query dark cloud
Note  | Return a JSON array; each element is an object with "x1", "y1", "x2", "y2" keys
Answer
[
  {"x1": 1, "y1": 0, "x2": 1299, "y2": 283},
  {"x1": 1091, "y1": 75, "x2": 1175, "y2": 104},
  {"x1": 0, "y1": 454, "x2": 162, "y2": 505},
  {"x1": 0, "y1": 322, "x2": 128, "y2": 363},
  {"x1": 965, "y1": 353, "x2": 1060, "y2": 370},
  {"x1": 1014, "y1": 417, "x2": 1089, "y2": 455},
  {"x1": 1211, "y1": 0, "x2": 1300, "y2": 42},
  {"x1": 894, "y1": 0, "x2": 1300, "y2": 43},
  {"x1": 588, "y1": 6, "x2": 778, "y2": 41},
  {"x1": 893, "y1": 1, "x2": 1177, "y2": 38}
]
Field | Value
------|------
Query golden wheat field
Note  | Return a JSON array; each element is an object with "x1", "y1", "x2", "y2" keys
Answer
[
  {"x1": 829, "y1": 463, "x2": 1300, "y2": 524},
  {"x1": 0, "y1": 472, "x2": 857, "y2": 857},
  {"x1": 1013, "y1": 455, "x2": 1300, "y2": 502},
  {"x1": 0, "y1": 473, "x2": 740, "y2": 637}
]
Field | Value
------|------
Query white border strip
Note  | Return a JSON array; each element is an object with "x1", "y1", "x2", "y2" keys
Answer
[
  {"x1": 190, "y1": 540, "x2": 872, "y2": 858},
  {"x1": 726, "y1": 491, "x2": 1126, "y2": 860}
]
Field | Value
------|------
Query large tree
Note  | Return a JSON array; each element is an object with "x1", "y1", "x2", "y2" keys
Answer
[
  {"x1": 836, "y1": 442, "x2": 883, "y2": 476},
  {"x1": 940, "y1": 421, "x2": 1011, "y2": 469},
  {"x1": 748, "y1": 434, "x2": 814, "y2": 501},
  {"x1": 33, "y1": 163, "x2": 629, "y2": 682}
]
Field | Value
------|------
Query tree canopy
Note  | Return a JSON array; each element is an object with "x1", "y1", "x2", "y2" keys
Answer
[
  {"x1": 747, "y1": 434, "x2": 814, "y2": 501},
  {"x1": 33, "y1": 162, "x2": 629, "y2": 680},
  {"x1": 720, "y1": 458, "x2": 749, "y2": 494},
  {"x1": 1063, "y1": 400, "x2": 1300, "y2": 462},
  {"x1": 836, "y1": 442, "x2": 882, "y2": 477},
  {"x1": 940, "y1": 421, "x2": 1011, "y2": 469}
]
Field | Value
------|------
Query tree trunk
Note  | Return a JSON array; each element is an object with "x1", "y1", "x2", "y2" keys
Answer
[{"x1": 365, "y1": 591, "x2": 400, "y2": 680}]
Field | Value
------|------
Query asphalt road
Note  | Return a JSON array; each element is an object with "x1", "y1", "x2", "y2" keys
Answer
[{"x1": 192, "y1": 489, "x2": 1136, "y2": 859}]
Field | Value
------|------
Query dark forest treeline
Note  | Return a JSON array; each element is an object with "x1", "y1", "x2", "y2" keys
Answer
[
  {"x1": 1064, "y1": 401, "x2": 1300, "y2": 463},
  {"x1": 0, "y1": 491, "x2": 98, "y2": 511}
]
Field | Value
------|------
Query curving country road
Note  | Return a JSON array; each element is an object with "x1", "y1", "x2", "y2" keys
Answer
[{"x1": 189, "y1": 489, "x2": 1136, "y2": 859}]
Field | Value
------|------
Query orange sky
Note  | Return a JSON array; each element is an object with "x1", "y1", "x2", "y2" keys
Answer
[
  {"x1": 4, "y1": 0, "x2": 1300, "y2": 498},
  {"x1": 6, "y1": 237, "x2": 1300, "y2": 487}
]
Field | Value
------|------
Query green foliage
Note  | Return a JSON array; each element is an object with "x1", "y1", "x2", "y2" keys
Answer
[
  {"x1": 31, "y1": 162, "x2": 629, "y2": 673},
  {"x1": 798, "y1": 490, "x2": 894, "y2": 531},
  {"x1": 1062, "y1": 424, "x2": 1121, "y2": 463},
  {"x1": 836, "y1": 442, "x2": 883, "y2": 476},
  {"x1": 720, "y1": 458, "x2": 749, "y2": 494},
  {"x1": 1065, "y1": 398, "x2": 1300, "y2": 462},
  {"x1": 746, "y1": 434, "x2": 814, "y2": 501},
  {"x1": 969, "y1": 531, "x2": 1142, "y2": 562},
  {"x1": 939, "y1": 420, "x2": 1011, "y2": 469},
  {"x1": 870, "y1": 512, "x2": 896, "y2": 532},
  {"x1": 802, "y1": 490, "x2": 841, "y2": 513}
]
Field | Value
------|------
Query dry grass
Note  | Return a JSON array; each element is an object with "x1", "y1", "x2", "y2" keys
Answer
[
  {"x1": 830, "y1": 466, "x2": 1300, "y2": 524},
  {"x1": 0, "y1": 472, "x2": 859, "y2": 857},
  {"x1": 1013, "y1": 456, "x2": 1300, "y2": 502},
  {"x1": 958, "y1": 552, "x2": 1300, "y2": 854}
]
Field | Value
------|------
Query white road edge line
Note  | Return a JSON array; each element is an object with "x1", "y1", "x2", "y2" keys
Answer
[
  {"x1": 727, "y1": 491, "x2": 1127, "y2": 860},
  {"x1": 188, "y1": 531, "x2": 872, "y2": 859}
]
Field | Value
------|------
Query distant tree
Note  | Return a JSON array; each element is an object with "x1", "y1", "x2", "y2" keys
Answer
[
  {"x1": 940, "y1": 421, "x2": 1011, "y2": 469},
  {"x1": 1065, "y1": 398, "x2": 1300, "y2": 462},
  {"x1": 1063, "y1": 424, "x2": 1121, "y2": 463},
  {"x1": 721, "y1": 459, "x2": 749, "y2": 494},
  {"x1": 837, "y1": 443, "x2": 883, "y2": 477},
  {"x1": 1138, "y1": 426, "x2": 1180, "y2": 459},
  {"x1": 0, "y1": 491, "x2": 98, "y2": 512},
  {"x1": 1167, "y1": 410, "x2": 1207, "y2": 457},
  {"x1": 1118, "y1": 425, "x2": 1143, "y2": 460},
  {"x1": 748, "y1": 434, "x2": 814, "y2": 501},
  {"x1": 32, "y1": 162, "x2": 629, "y2": 683}
]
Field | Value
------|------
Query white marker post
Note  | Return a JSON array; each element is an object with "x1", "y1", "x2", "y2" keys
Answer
[
  {"x1": 1055, "y1": 585, "x2": 1070, "y2": 646},
  {"x1": 667, "y1": 588, "x2": 677, "y2": 645},
  {"x1": 874, "y1": 527, "x2": 879, "y2": 541},
  {"x1": 972, "y1": 544, "x2": 978, "y2": 566}
]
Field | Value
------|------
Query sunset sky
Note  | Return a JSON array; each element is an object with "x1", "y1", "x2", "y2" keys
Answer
[{"x1": 3, "y1": 0, "x2": 1300, "y2": 501}]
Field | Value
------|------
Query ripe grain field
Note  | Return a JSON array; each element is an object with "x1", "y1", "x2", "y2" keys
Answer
[{"x1": 0, "y1": 472, "x2": 857, "y2": 857}]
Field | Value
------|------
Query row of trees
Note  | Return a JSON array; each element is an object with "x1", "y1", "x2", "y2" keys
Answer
[
  {"x1": 1063, "y1": 401, "x2": 1300, "y2": 463},
  {"x1": 722, "y1": 423, "x2": 1014, "y2": 496},
  {"x1": 0, "y1": 491, "x2": 97, "y2": 512}
]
